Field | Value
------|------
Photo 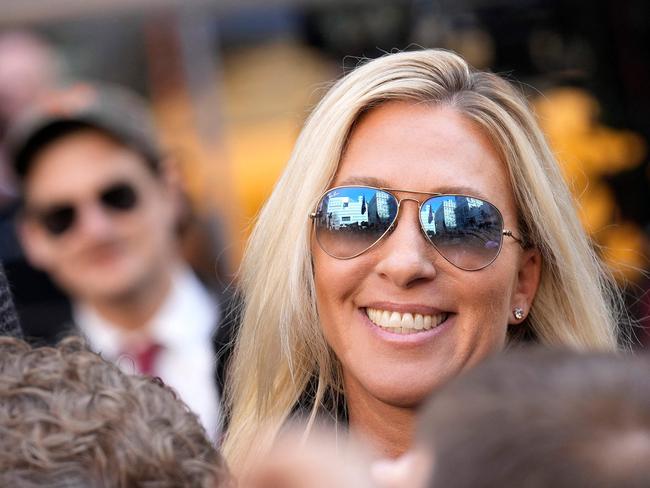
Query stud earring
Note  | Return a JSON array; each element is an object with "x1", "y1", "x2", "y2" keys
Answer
[{"x1": 513, "y1": 308, "x2": 525, "y2": 320}]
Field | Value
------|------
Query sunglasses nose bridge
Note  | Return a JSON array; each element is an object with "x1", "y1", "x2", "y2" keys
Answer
[
  {"x1": 397, "y1": 197, "x2": 421, "y2": 206},
  {"x1": 394, "y1": 197, "x2": 422, "y2": 228},
  {"x1": 392, "y1": 197, "x2": 432, "y2": 240},
  {"x1": 394, "y1": 197, "x2": 453, "y2": 266}
]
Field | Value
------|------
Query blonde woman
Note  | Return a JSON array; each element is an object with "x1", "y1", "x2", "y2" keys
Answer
[{"x1": 223, "y1": 49, "x2": 623, "y2": 472}]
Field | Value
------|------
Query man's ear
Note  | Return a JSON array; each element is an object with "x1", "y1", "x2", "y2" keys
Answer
[
  {"x1": 158, "y1": 155, "x2": 185, "y2": 226},
  {"x1": 160, "y1": 154, "x2": 182, "y2": 192},
  {"x1": 17, "y1": 217, "x2": 53, "y2": 271},
  {"x1": 509, "y1": 247, "x2": 542, "y2": 325}
]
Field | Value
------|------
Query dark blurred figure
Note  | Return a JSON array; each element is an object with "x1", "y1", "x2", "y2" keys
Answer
[
  {"x1": 7, "y1": 82, "x2": 224, "y2": 439},
  {"x1": 0, "y1": 30, "x2": 72, "y2": 341},
  {"x1": 0, "y1": 260, "x2": 21, "y2": 337},
  {"x1": 414, "y1": 348, "x2": 650, "y2": 488},
  {"x1": 0, "y1": 336, "x2": 234, "y2": 487},
  {"x1": 0, "y1": 30, "x2": 60, "y2": 193}
]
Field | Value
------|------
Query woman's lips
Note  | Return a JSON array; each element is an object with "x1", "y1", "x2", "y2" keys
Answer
[{"x1": 364, "y1": 307, "x2": 450, "y2": 335}]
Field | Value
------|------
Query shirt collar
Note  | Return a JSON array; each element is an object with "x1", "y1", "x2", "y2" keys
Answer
[{"x1": 74, "y1": 266, "x2": 218, "y2": 359}]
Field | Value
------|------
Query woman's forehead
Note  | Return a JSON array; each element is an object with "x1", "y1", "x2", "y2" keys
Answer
[{"x1": 333, "y1": 102, "x2": 515, "y2": 212}]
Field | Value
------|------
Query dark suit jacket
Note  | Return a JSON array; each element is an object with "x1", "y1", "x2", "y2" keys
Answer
[{"x1": 1, "y1": 201, "x2": 71, "y2": 344}]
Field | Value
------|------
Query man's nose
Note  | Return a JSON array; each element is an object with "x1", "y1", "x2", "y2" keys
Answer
[
  {"x1": 374, "y1": 200, "x2": 438, "y2": 288},
  {"x1": 75, "y1": 202, "x2": 116, "y2": 238}
]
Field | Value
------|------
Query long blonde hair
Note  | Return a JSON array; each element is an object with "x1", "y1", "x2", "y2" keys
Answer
[{"x1": 223, "y1": 49, "x2": 623, "y2": 470}]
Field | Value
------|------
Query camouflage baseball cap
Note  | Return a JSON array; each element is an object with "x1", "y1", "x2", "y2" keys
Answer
[{"x1": 6, "y1": 82, "x2": 162, "y2": 178}]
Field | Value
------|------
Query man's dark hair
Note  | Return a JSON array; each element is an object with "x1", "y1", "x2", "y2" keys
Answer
[
  {"x1": 14, "y1": 120, "x2": 161, "y2": 180},
  {"x1": 0, "y1": 336, "x2": 233, "y2": 487},
  {"x1": 418, "y1": 347, "x2": 650, "y2": 488}
]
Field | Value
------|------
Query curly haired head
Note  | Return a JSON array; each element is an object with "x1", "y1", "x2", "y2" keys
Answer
[{"x1": 0, "y1": 336, "x2": 233, "y2": 487}]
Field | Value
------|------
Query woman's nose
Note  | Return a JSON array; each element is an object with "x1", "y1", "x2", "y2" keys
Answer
[{"x1": 374, "y1": 201, "x2": 438, "y2": 288}]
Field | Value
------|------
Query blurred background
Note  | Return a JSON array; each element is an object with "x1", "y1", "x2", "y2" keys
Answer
[{"x1": 1, "y1": 0, "x2": 649, "y2": 342}]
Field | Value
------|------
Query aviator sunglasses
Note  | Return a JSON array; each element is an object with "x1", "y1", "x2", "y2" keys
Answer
[
  {"x1": 310, "y1": 185, "x2": 525, "y2": 271},
  {"x1": 26, "y1": 181, "x2": 139, "y2": 237}
]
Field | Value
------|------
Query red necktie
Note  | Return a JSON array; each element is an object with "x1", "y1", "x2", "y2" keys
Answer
[{"x1": 132, "y1": 342, "x2": 163, "y2": 376}]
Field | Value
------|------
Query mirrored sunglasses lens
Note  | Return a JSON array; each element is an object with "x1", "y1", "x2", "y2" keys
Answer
[
  {"x1": 100, "y1": 182, "x2": 138, "y2": 211},
  {"x1": 314, "y1": 187, "x2": 397, "y2": 258},
  {"x1": 41, "y1": 206, "x2": 75, "y2": 236},
  {"x1": 420, "y1": 195, "x2": 503, "y2": 270}
]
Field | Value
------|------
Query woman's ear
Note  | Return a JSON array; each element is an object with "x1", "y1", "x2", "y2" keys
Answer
[{"x1": 509, "y1": 248, "x2": 542, "y2": 324}]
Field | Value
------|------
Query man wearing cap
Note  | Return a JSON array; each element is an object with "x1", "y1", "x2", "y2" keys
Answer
[{"x1": 8, "y1": 83, "x2": 222, "y2": 439}]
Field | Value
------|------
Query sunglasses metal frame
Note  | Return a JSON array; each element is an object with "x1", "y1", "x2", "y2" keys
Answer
[{"x1": 310, "y1": 185, "x2": 525, "y2": 271}]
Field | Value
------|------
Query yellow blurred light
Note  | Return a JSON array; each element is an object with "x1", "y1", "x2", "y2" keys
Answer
[
  {"x1": 579, "y1": 183, "x2": 615, "y2": 236},
  {"x1": 601, "y1": 223, "x2": 649, "y2": 281},
  {"x1": 534, "y1": 87, "x2": 648, "y2": 281}
]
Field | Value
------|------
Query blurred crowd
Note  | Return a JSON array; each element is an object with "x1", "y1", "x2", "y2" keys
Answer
[{"x1": 1, "y1": 1, "x2": 649, "y2": 487}]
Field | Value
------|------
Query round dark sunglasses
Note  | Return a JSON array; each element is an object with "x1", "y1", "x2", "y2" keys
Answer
[
  {"x1": 310, "y1": 185, "x2": 524, "y2": 271},
  {"x1": 26, "y1": 181, "x2": 139, "y2": 237}
]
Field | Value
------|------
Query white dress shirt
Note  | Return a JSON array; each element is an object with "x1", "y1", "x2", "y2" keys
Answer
[{"x1": 74, "y1": 266, "x2": 221, "y2": 441}]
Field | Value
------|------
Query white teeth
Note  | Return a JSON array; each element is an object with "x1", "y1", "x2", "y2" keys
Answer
[
  {"x1": 414, "y1": 314, "x2": 424, "y2": 330},
  {"x1": 402, "y1": 313, "x2": 414, "y2": 328},
  {"x1": 382, "y1": 310, "x2": 391, "y2": 324},
  {"x1": 424, "y1": 315, "x2": 432, "y2": 329},
  {"x1": 365, "y1": 307, "x2": 448, "y2": 334},
  {"x1": 389, "y1": 312, "x2": 401, "y2": 328}
]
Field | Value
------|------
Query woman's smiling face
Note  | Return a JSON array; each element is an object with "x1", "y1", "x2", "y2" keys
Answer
[{"x1": 312, "y1": 101, "x2": 541, "y2": 412}]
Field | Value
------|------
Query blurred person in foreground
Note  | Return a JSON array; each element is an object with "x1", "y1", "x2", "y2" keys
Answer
[
  {"x1": 401, "y1": 348, "x2": 650, "y2": 488},
  {"x1": 0, "y1": 336, "x2": 233, "y2": 487},
  {"x1": 243, "y1": 425, "x2": 376, "y2": 488},
  {"x1": 7, "y1": 82, "x2": 223, "y2": 439}
]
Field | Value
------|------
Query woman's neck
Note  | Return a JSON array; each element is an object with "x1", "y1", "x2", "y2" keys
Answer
[{"x1": 345, "y1": 386, "x2": 416, "y2": 459}]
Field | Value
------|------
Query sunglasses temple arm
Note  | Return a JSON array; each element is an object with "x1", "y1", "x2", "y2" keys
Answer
[{"x1": 503, "y1": 229, "x2": 526, "y2": 248}]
